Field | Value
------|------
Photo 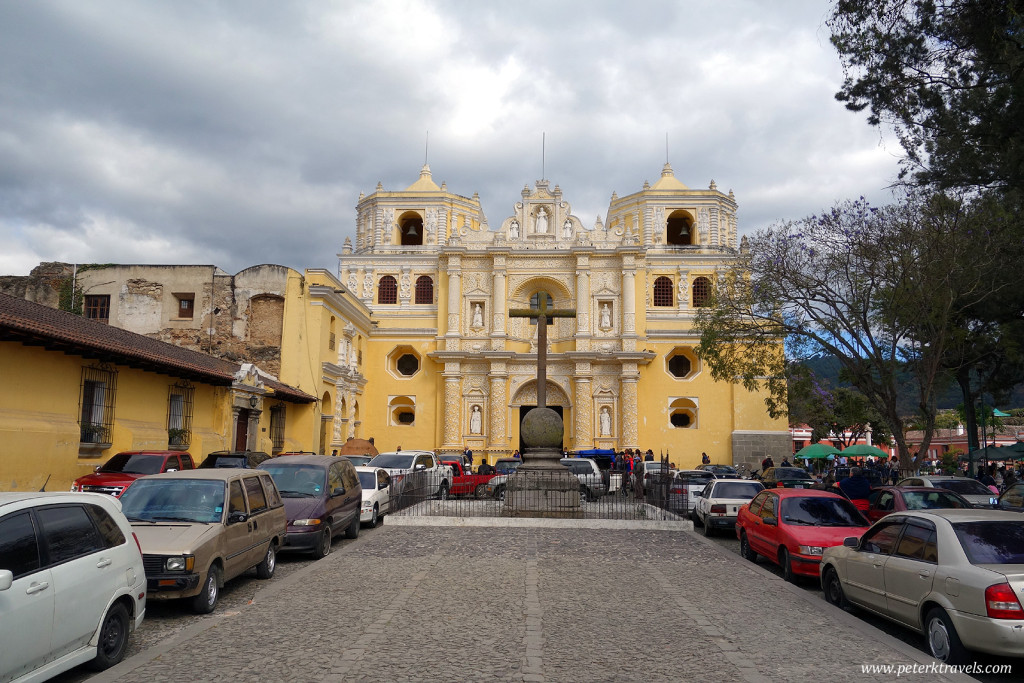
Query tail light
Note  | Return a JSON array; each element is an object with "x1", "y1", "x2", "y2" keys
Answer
[
  {"x1": 710, "y1": 504, "x2": 727, "y2": 514},
  {"x1": 776, "y1": 482, "x2": 785, "y2": 488},
  {"x1": 669, "y1": 485, "x2": 683, "y2": 494},
  {"x1": 985, "y1": 583, "x2": 1024, "y2": 619}
]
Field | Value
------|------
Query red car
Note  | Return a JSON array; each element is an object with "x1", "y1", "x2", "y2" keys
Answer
[
  {"x1": 863, "y1": 485, "x2": 973, "y2": 523},
  {"x1": 71, "y1": 450, "x2": 195, "y2": 497},
  {"x1": 735, "y1": 488, "x2": 870, "y2": 582}
]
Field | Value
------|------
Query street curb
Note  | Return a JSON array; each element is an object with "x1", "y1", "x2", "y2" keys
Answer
[{"x1": 385, "y1": 514, "x2": 691, "y2": 531}]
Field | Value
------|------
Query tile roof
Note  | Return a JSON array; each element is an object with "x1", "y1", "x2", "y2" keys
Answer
[{"x1": 0, "y1": 293, "x2": 315, "y2": 403}]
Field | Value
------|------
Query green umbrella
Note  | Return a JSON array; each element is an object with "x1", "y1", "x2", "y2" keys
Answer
[
  {"x1": 996, "y1": 442, "x2": 1024, "y2": 461},
  {"x1": 960, "y1": 444, "x2": 1004, "y2": 461},
  {"x1": 840, "y1": 444, "x2": 890, "y2": 458},
  {"x1": 795, "y1": 442, "x2": 842, "y2": 459}
]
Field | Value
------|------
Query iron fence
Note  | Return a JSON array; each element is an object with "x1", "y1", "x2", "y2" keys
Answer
[{"x1": 387, "y1": 467, "x2": 688, "y2": 522}]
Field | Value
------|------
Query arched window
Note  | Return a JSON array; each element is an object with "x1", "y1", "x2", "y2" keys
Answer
[
  {"x1": 414, "y1": 276, "x2": 433, "y2": 304},
  {"x1": 666, "y1": 210, "x2": 693, "y2": 246},
  {"x1": 399, "y1": 212, "x2": 423, "y2": 246},
  {"x1": 378, "y1": 275, "x2": 398, "y2": 304},
  {"x1": 692, "y1": 277, "x2": 712, "y2": 308},
  {"x1": 529, "y1": 292, "x2": 554, "y2": 325},
  {"x1": 653, "y1": 276, "x2": 674, "y2": 307}
]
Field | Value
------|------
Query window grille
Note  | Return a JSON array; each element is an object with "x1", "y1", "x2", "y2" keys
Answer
[
  {"x1": 79, "y1": 364, "x2": 117, "y2": 443},
  {"x1": 414, "y1": 276, "x2": 434, "y2": 304},
  {"x1": 528, "y1": 292, "x2": 554, "y2": 325},
  {"x1": 167, "y1": 381, "x2": 194, "y2": 446},
  {"x1": 270, "y1": 405, "x2": 286, "y2": 452},
  {"x1": 653, "y1": 277, "x2": 674, "y2": 306},
  {"x1": 378, "y1": 275, "x2": 398, "y2": 304},
  {"x1": 84, "y1": 295, "x2": 110, "y2": 322},
  {"x1": 177, "y1": 295, "x2": 194, "y2": 319},
  {"x1": 692, "y1": 277, "x2": 712, "y2": 307}
]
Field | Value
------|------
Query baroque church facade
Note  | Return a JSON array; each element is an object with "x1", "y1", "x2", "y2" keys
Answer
[{"x1": 337, "y1": 163, "x2": 789, "y2": 469}]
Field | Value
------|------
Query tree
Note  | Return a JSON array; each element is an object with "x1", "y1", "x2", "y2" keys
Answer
[
  {"x1": 829, "y1": 0, "x2": 1024, "y2": 192},
  {"x1": 695, "y1": 194, "x2": 1012, "y2": 471},
  {"x1": 788, "y1": 366, "x2": 890, "y2": 446}
]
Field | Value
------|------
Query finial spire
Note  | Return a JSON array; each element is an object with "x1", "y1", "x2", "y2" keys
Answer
[{"x1": 424, "y1": 131, "x2": 429, "y2": 166}]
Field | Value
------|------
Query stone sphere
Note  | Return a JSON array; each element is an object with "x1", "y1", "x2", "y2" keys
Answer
[{"x1": 521, "y1": 407, "x2": 564, "y2": 448}]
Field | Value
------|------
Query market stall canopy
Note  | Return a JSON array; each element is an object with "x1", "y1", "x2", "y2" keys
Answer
[
  {"x1": 840, "y1": 444, "x2": 890, "y2": 458},
  {"x1": 795, "y1": 443, "x2": 842, "y2": 459}
]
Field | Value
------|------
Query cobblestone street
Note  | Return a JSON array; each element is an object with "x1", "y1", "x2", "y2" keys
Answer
[{"x1": 59, "y1": 520, "x2": 986, "y2": 683}]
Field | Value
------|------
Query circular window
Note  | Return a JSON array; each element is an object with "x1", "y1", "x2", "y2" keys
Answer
[
  {"x1": 397, "y1": 354, "x2": 419, "y2": 376},
  {"x1": 668, "y1": 355, "x2": 691, "y2": 378},
  {"x1": 670, "y1": 413, "x2": 691, "y2": 427}
]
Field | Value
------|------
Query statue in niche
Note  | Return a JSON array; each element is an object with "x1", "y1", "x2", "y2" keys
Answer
[
  {"x1": 563, "y1": 219, "x2": 573, "y2": 239},
  {"x1": 470, "y1": 405, "x2": 482, "y2": 434},
  {"x1": 599, "y1": 302, "x2": 612, "y2": 330},
  {"x1": 600, "y1": 406, "x2": 612, "y2": 436},
  {"x1": 509, "y1": 220, "x2": 520, "y2": 239},
  {"x1": 678, "y1": 278, "x2": 689, "y2": 304},
  {"x1": 472, "y1": 303, "x2": 484, "y2": 328},
  {"x1": 536, "y1": 206, "x2": 549, "y2": 233}
]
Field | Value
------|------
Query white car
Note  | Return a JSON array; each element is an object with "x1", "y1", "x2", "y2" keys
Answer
[
  {"x1": 0, "y1": 492, "x2": 146, "y2": 681},
  {"x1": 355, "y1": 466, "x2": 392, "y2": 526},
  {"x1": 896, "y1": 475, "x2": 999, "y2": 507},
  {"x1": 692, "y1": 479, "x2": 765, "y2": 536},
  {"x1": 366, "y1": 451, "x2": 452, "y2": 499},
  {"x1": 667, "y1": 469, "x2": 717, "y2": 513}
]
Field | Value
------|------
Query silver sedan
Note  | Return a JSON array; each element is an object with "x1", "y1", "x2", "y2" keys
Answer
[{"x1": 819, "y1": 509, "x2": 1024, "y2": 663}]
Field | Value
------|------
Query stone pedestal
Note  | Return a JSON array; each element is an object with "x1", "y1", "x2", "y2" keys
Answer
[{"x1": 504, "y1": 407, "x2": 581, "y2": 518}]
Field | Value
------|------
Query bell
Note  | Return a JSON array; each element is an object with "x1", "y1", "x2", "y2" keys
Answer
[{"x1": 406, "y1": 223, "x2": 419, "y2": 237}]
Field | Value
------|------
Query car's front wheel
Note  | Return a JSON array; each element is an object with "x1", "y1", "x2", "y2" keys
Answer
[
  {"x1": 191, "y1": 565, "x2": 220, "y2": 614},
  {"x1": 256, "y1": 543, "x2": 276, "y2": 579},
  {"x1": 87, "y1": 602, "x2": 129, "y2": 670},
  {"x1": 926, "y1": 607, "x2": 969, "y2": 664},
  {"x1": 312, "y1": 525, "x2": 332, "y2": 559}
]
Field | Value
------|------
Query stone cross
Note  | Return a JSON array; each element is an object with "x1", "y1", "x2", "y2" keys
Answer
[{"x1": 509, "y1": 290, "x2": 576, "y2": 409}]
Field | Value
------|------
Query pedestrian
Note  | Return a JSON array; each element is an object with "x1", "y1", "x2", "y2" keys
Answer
[
  {"x1": 512, "y1": 449, "x2": 521, "y2": 459},
  {"x1": 837, "y1": 467, "x2": 872, "y2": 512},
  {"x1": 464, "y1": 448, "x2": 474, "y2": 468},
  {"x1": 331, "y1": 449, "x2": 338, "y2": 456},
  {"x1": 781, "y1": 456, "x2": 791, "y2": 467},
  {"x1": 644, "y1": 449, "x2": 654, "y2": 462},
  {"x1": 701, "y1": 452, "x2": 711, "y2": 465}
]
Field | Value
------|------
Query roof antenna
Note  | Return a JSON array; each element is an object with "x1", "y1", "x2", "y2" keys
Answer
[{"x1": 542, "y1": 132, "x2": 546, "y2": 180}]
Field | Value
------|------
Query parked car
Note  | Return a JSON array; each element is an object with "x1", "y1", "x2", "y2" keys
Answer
[
  {"x1": 198, "y1": 450, "x2": 271, "y2": 469},
  {"x1": 260, "y1": 455, "x2": 362, "y2": 558},
  {"x1": 735, "y1": 488, "x2": 870, "y2": 583},
  {"x1": 692, "y1": 479, "x2": 765, "y2": 535},
  {"x1": 998, "y1": 482, "x2": 1024, "y2": 512},
  {"x1": 820, "y1": 509, "x2": 1024, "y2": 663},
  {"x1": 560, "y1": 457, "x2": 608, "y2": 500},
  {"x1": 494, "y1": 458, "x2": 523, "y2": 474},
  {"x1": 367, "y1": 450, "x2": 452, "y2": 500},
  {"x1": 818, "y1": 466, "x2": 886, "y2": 490},
  {"x1": 0, "y1": 492, "x2": 146, "y2": 680},
  {"x1": 696, "y1": 464, "x2": 742, "y2": 479},
  {"x1": 864, "y1": 486, "x2": 973, "y2": 523},
  {"x1": 443, "y1": 459, "x2": 499, "y2": 498},
  {"x1": 896, "y1": 475, "x2": 1000, "y2": 507},
  {"x1": 355, "y1": 466, "x2": 392, "y2": 526},
  {"x1": 71, "y1": 450, "x2": 196, "y2": 497},
  {"x1": 482, "y1": 459, "x2": 524, "y2": 500},
  {"x1": 118, "y1": 468, "x2": 286, "y2": 614},
  {"x1": 757, "y1": 467, "x2": 815, "y2": 489},
  {"x1": 668, "y1": 469, "x2": 717, "y2": 513}
]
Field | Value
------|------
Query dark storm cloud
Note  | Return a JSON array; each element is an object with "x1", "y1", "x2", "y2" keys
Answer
[{"x1": 0, "y1": 0, "x2": 900, "y2": 276}]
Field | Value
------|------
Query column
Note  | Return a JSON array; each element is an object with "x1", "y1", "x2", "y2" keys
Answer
[
  {"x1": 575, "y1": 256, "x2": 590, "y2": 336},
  {"x1": 488, "y1": 369, "x2": 507, "y2": 448},
  {"x1": 620, "y1": 370, "x2": 639, "y2": 450},
  {"x1": 573, "y1": 376, "x2": 593, "y2": 450},
  {"x1": 622, "y1": 268, "x2": 636, "y2": 334},
  {"x1": 492, "y1": 257, "x2": 506, "y2": 336},
  {"x1": 442, "y1": 368, "x2": 462, "y2": 449},
  {"x1": 446, "y1": 256, "x2": 462, "y2": 350}
]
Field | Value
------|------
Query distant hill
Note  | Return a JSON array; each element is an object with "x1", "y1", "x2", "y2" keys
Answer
[{"x1": 798, "y1": 355, "x2": 1022, "y2": 412}]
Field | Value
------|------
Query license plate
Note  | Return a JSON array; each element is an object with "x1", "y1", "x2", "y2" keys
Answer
[{"x1": 793, "y1": 484, "x2": 804, "y2": 489}]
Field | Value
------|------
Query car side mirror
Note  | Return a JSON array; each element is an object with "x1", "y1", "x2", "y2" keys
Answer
[
  {"x1": 228, "y1": 511, "x2": 248, "y2": 524},
  {"x1": 166, "y1": 468, "x2": 178, "y2": 473},
  {"x1": 0, "y1": 569, "x2": 12, "y2": 592},
  {"x1": 415, "y1": 464, "x2": 427, "y2": 471},
  {"x1": 379, "y1": 482, "x2": 388, "y2": 490},
  {"x1": 763, "y1": 517, "x2": 777, "y2": 526},
  {"x1": 843, "y1": 536, "x2": 859, "y2": 548},
  {"x1": 332, "y1": 487, "x2": 345, "y2": 497}
]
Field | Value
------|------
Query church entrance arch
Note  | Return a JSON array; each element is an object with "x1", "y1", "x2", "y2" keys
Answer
[{"x1": 511, "y1": 380, "x2": 571, "y2": 453}]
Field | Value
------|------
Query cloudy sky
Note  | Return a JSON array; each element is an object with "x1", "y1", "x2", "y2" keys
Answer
[{"x1": 0, "y1": 0, "x2": 903, "y2": 277}]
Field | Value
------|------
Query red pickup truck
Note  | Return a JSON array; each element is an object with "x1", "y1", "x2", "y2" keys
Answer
[
  {"x1": 442, "y1": 460, "x2": 499, "y2": 498},
  {"x1": 71, "y1": 450, "x2": 196, "y2": 497}
]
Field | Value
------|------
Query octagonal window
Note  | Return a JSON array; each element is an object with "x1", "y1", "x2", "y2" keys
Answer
[
  {"x1": 397, "y1": 354, "x2": 419, "y2": 376},
  {"x1": 387, "y1": 345, "x2": 422, "y2": 380},
  {"x1": 666, "y1": 347, "x2": 698, "y2": 379}
]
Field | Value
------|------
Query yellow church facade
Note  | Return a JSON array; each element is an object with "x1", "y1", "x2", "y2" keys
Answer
[{"x1": 336, "y1": 164, "x2": 789, "y2": 469}]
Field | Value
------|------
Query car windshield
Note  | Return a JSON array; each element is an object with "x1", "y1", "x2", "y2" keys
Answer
[
  {"x1": 901, "y1": 490, "x2": 970, "y2": 510},
  {"x1": 368, "y1": 454, "x2": 417, "y2": 469},
  {"x1": 953, "y1": 521, "x2": 1024, "y2": 564},
  {"x1": 260, "y1": 463, "x2": 327, "y2": 497},
  {"x1": 119, "y1": 479, "x2": 226, "y2": 523},
  {"x1": 931, "y1": 479, "x2": 994, "y2": 496},
  {"x1": 775, "y1": 468, "x2": 812, "y2": 480},
  {"x1": 344, "y1": 456, "x2": 372, "y2": 466},
  {"x1": 495, "y1": 461, "x2": 521, "y2": 474},
  {"x1": 357, "y1": 471, "x2": 377, "y2": 489},
  {"x1": 100, "y1": 453, "x2": 164, "y2": 474},
  {"x1": 780, "y1": 496, "x2": 866, "y2": 527},
  {"x1": 714, "y1": 482, "x2": 763, "y2": 499},
  {"x1": 708, "y1": 466, "x2": 738, "y2": 475}
]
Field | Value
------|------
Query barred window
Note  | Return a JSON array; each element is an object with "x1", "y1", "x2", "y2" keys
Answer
[
  {"x1": 692, "y1": 277, "x2": 712, "y2": 308},
  {"x1": 176, "y1": 294, "x2": 194, "y2": 319},
  {"x1": 378, "y1": 275, "x2": 398, "y2": 304},
  {"x1": 80, "y1": 365, "x2": 117, "y2": 443},
  {"x1": 84, "y1": 295, "x2": 110, "y2": 323},
  {"x1": 529, "y1": 292, "x2": 554, "y2": 326},
  {"x1": 270, "y1": 405, "x2": 286, "y2": 452},
  {"x1": 167, "y1": 382, "x2": 194, "y2": 447},
  {"x1": 653, "y1": 276, "x2": 674, "y2": 307},
  {"x1": 414, "y1": 276, "x2": 434, "y2": 304}
]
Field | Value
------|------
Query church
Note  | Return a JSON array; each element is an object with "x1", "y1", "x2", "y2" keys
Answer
[{"x1": 337, "y1": 163, "x2": 789, "y2": 469}]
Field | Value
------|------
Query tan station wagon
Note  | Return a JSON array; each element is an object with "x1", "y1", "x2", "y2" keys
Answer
[{"x1": 117, "y1": 468, "x2": 287, "y2": 613}]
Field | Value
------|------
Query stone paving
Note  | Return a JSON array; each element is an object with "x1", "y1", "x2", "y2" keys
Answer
[{"x1": 90, "y1": 519, "x2": 975, "y2": 683}]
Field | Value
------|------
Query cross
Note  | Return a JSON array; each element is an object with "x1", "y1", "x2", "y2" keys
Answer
[{"x1": 509, "y1": 290, "x2": 576, "y2": 409}]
